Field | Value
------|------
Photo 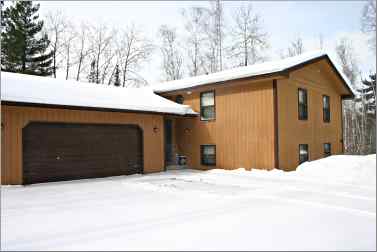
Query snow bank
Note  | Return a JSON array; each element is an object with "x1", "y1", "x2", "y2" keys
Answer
[
  {"x1": 152, "y1": 50, "x2": 354, "y2": 94},
  {"x1": 296, "y1": 154, "x2": 376, "y2": 186},
  {"x1": 1, "y1": 72, "x2": 197, "y2": 115},
  {"x1": 202, "y1": 154, "x2": 376, "y2": 187}
]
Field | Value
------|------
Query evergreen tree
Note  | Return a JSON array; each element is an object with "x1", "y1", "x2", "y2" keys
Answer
[
  {"x1": 355, "y1": 73, "x2": 376, "y2": 154},
  {"x1": 113, "y1": 64, "x2": 121, "y2": 87},
  {"x1": 1, "y1": 1, "x2": 53, "y2": 76},
  {"x1": 87, "y1": 59, "x2": 96, "y2": 83},
  {"x1": 357, "y1": 73, "x2": 376, "y2": 115}
]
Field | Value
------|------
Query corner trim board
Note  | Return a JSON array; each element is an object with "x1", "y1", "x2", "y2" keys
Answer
[{"x1": 273, "y1": 79, "x2": 279, "y2": 169}]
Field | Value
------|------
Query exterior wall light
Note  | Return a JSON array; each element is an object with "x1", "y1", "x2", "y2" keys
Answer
[{"x1": 153, "y1": 126, "x2": 159, "y2": 133}]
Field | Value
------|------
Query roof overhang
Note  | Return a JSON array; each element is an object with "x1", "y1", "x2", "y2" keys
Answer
[
  {"x1": 155, "y1": 54, "x2": 355, "y2": 99},
  {"x1": 1, "y1": 101, "x2": 198, "y2": 118}
]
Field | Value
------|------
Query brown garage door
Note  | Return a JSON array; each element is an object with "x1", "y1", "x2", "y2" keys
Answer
[{"x1": 22, "y1": 122, "x2": 143, "y2": 184}]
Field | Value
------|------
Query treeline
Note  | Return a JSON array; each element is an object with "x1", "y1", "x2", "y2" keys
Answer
[{"x1": 1, "y1": 1, "x2": 376, "y2": 154}]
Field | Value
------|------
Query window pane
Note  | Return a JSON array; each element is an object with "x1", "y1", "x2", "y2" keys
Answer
[
  {"x1": 323, "y1": 95, "x2": 330, "y2": 122},
  {"x1": 323, "y1": 96, "x2": 329, "y2": 108},
  {"x1": 324, "y1": 143, "x2": 331, "y2": 156},
  {"x1": 298, "y1": 89, "x2": 308, "y2": 120},
  {"x1": 299, "y1": 144, "x2": 309, "y2": 164},
  {"x1": 201, "y1": 106, "x2": 215, "y2": 120},
  {"x1": 203, "y1": 146, "x2": 215, "y2": 155},
  {"x1": 201, "y1": 145, "x2": 216, "y2": 165},
  {"x1": 201, "y1": 92, "x2": 214, "y2": 106},
  {"x1": 299, "y1": 89, "x2": 306, "y2": 104},
  {"x1": 299, "y1": 148, "x2": 308, "y2": 155}
]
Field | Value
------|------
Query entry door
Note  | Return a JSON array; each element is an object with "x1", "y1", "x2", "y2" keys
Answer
[
  {"x1": 22, "y1": 122, "x2": 143, "y2": 184},
  {"x1": 164, "y1": 119, "x2": 174, "y2": 166}
]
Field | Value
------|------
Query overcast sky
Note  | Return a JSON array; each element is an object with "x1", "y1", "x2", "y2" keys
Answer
[{"x1": 37, "y1": 1, "x2": 375, "y2": 84}]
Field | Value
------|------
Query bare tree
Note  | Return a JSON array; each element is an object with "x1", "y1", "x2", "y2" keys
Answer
[
  {"x1": 159, "y1": 25, "x2": 183, "y2": 81},
  {"x1": 74, "y1": 22, "x2": 91, "y2": 81},
  {"x1": 361, "y1": 0, "x2": 376, "y2": 52},
  {"x1": 205, "y1": 0, "x2": 225, "y2": 73},
  {"x1": 335, "y1": 37, "x2": 366, "y2": 154},
  {"x1": 288, "y1": 37, "x2": 304, "y2": 57},
  {"x1": 116, "y1": 25, "x2": 154, "y2": 87},
  {"x1": 335, "y1": 38, "x2": 360, "y2": 85},
  {"x1": 319, "y1": 33, "x2": 324, "y2": 50},
  {"x1": 62, "y1": 21, "x2": 76, "y2": 80},
  {"x1": 280, "y1": 37, "x2": 304, "y2": 59},
  {"x1": 229, "y1": 3, "x2": 268, "y2": 66},
  {"x1": 45, "y1": 11, "x2": 66, "y2": 78},
  {"x1": 89, "y1": 23, "x2": 115, "y2": 84},
  {"x1": 181, "y1": 7, "x2": 208, "y2": 76}
]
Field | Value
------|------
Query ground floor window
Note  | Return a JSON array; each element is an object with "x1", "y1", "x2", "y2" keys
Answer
[
  {"x1": 324, "y1": 143, "x2": 331, "y2": 157},
  {"x1": 201, "y1": 145, "x2": 216, "y2": 166},
  {"x1": 299, "y1": 144, "x2": 309, "y2": 164}
]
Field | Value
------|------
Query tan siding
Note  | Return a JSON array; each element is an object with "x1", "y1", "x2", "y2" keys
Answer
[
  {"x1": 1, "y1": 105, "x2": 165, "y2": 185},
  {"x1": 278, "y1": 60, "x2": 343, "y2": 170},
  {"x1": 173, "y1": 80, "x2": 276, "y2": 170}
]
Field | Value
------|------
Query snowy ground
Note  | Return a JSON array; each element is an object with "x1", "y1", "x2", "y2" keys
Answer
[{"x1": 1, "y1": 155, "x2": 376, "y2": 251}]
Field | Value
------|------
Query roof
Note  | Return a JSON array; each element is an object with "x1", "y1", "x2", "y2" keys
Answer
[
  {"x1": 152, "y1": 51, "x2": 355, "y2": 97},
  {"x1": 1, "y1": 72, "x2": 197, "y2": 116}
]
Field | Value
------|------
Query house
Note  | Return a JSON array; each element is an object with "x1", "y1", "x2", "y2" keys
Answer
[
  {"x1": 152, "y1": 51, "x2": 354, "y2": 171},
  {"x1": 0, "y1": 51, "x2": 354, "y2": 185}
]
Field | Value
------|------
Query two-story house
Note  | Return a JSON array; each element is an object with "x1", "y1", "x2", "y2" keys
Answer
[{"x1": 1, "y1": 51, "x2": 354, "y2": 184}]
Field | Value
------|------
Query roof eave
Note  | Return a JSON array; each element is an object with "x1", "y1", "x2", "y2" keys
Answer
[
  {"x1": 1, "y1": 100, "x2": 199, "y2": 117},
  {"x1": 155, "y1": 54, "x2": 355, "y2": 98},
  {"x1": 156, "y1": 71, "x2": 289, "y2": 95}
]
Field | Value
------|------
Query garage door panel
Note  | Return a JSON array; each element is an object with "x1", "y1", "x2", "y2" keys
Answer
[{"x1": 23, "y1": 122, "x2": 143, "y2": 184}]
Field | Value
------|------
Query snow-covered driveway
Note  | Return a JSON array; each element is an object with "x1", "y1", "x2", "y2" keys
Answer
[{"x1": 1, "y1": 155, "x2": 376, "y2": 251}]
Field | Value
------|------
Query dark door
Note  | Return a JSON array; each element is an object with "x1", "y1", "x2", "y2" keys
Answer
[
  {"x1": 22, "y1": 122, "x2": 143, "y2": 184},
  {"x1": 164, "y1": 119, "x2": 174, "y2": 166}
]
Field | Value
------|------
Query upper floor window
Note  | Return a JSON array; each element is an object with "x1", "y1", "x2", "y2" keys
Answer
[
  {"x1": 298, "y1": 88, "x2": 308, "y2": 120},
  {"x1": 299, "y1": 144, "x2": 309, "y2": 164},
  {"x1": 324, "y1": 143, "x2": 331, "y2": 157},
  {"x1": 323, "y1": 95, "x2": 330, "y2": 123},
  {"x1": 175, "y1": 95, "x2": 184, "y2": 104},
  {"x1": 200, "y1": 91, "x2": 215, "y2": 121}
]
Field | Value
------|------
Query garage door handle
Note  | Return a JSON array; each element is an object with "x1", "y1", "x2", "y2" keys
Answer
[{"x1": 56, "y1": 156, "x2": 61, "y2": 160}]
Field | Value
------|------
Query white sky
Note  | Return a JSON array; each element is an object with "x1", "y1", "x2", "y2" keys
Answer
[{"x1": 36, "y1": 1, "x2": 376, "y2": 84}]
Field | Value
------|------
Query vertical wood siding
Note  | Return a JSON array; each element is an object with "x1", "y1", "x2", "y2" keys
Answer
[
  {"x1": 277, "y1": 59, "x2": 344, "y2": 170},
  {"x1": 1, "y1": 105, "x2": 165, "y2": 185},
  {"x1": 173, "y1": 80, "x2": 276, "y2": 170}
]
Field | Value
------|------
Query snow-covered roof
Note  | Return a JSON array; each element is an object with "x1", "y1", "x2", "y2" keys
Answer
[
  {"x1": 152, "y1": 51, "x2": 355, "y2": 95},
  {"x1": 1, "y1": 72, "x2": 197, "y2": 116}
]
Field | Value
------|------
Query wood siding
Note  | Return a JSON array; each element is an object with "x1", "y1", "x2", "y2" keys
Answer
[
  {"x1": 171, "y1": 80, "x2": 276, "y2": 170},
  {"x1": 1, "y1": 105, "x2": 165, "y2": 185},
  {"x1": 277, "y1": 59, "x2": 344, "y2": 170}
]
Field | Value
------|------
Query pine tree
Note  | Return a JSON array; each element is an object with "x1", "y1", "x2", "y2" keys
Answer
[
  {"x1": 87, "y1": 59, "x2": 96, "y2": 83},
  {"x1": 355, "y1": 73, "x2": 376, "y2": 154},
  {"x1": 1, "y1": 1, "x2": 53, "y2": 76},
  {"x1": 113, "y1": 64, "x2": 121, "y2": 87},
  {"x1": 357, "y1": 73, "x2": 376, "y2": 115}
]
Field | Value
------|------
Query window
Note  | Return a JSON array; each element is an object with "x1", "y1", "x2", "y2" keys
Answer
[
  {"x1": 299, "y1": 144, "x2": 309, "y2": 164},
  {"x1": 298, "y1": 88, "x2": 308, "y2": 120},
  {"x1": 323, "y1": 95, "x2": 330, "y2": 123},
  {"x1": 200, "y1": 91, "x2": 215, "y2": 120},
  {"x1": 324, "y1": 143, "x2": 331, "y2": 157},
  {"x1": 201, "y1": 145, "x2": 216, "y2": 166},
  {"x1": 175, "y1": 95, "x2": 184, "y2": 104}
]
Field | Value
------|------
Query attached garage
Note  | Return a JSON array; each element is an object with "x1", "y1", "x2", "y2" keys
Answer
[
  {"x1": 23, "y1": 122, "x2": 143, "y2": 184},
  {"x1": 1, "y1": 72, "x2": 197, "y2": 185}
]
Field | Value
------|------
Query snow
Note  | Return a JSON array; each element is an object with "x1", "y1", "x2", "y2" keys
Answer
[
  {"x1": 152, "y1": 50, "x2": 355, "y2": 94},
  {"x1": 1, "y1": 72, "x2": 197, "y2": 116},
  {"x1": 1, "y1": 154, "x2": 375, "y2": 251}
]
